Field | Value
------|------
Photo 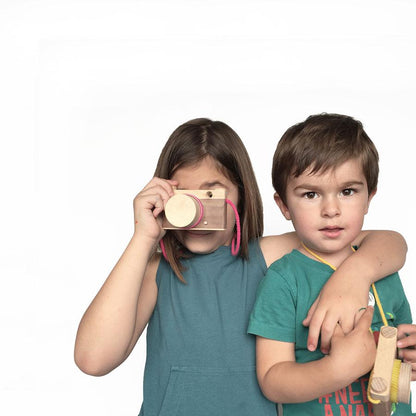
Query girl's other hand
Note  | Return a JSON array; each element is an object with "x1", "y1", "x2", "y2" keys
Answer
[
  {"x1": 397, "y1": 324, "x2": 416, "y2": 381},
  {"x1": 133, "y1": 177, "x2": 178, "y2": 242}
]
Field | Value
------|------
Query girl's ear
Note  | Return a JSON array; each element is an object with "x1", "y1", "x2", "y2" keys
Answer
[{"x1": 274, "y1": 193, "x2": 292, "y2": 221}]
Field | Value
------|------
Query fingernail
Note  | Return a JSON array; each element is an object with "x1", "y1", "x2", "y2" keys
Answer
[{"x1": 308, "y1": 344, "x2": 315, "y2": 351}]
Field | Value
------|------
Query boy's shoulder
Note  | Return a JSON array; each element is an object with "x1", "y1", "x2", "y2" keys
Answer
[
  {"x1": 262, "y1": 249, "x2": 337, "y2": 298},
  {"x1": 268, "y1": 249, "x2": 311, "y2": 273},
  {"x1": 268, "y1": 249, "x2": 296, "y2": 270},
  {"x1": 261, "y1": 250, "x2": 309, "y2": 290}
]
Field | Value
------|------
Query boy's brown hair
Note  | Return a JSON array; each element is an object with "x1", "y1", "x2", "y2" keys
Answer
[
  {"x1": 154, "y1": 118, "x2": 264, "y2": 282},
  {"x1": 272, "y1": 113, "x2": 379, "y2": 205}
]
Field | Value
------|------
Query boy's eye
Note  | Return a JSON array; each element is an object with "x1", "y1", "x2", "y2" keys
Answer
[
  {"x1": 341, "y1": 188, "x2": 355, "y2": 196},
  {"x1": 303, "y1": 191, "x2": 318, "y2": 199}
]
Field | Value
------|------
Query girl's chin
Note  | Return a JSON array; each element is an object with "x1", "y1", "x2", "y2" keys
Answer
[
  {"x1": 177, "y1": 232, "x2": 233, "y2": 254},
  {"x1": 183, "y1": 230, "x2": 211, "y2": 238}
]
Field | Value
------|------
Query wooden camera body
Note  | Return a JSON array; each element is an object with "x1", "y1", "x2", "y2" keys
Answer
[
  {"x1": 162, "y1": 189, "x2": 227, "y2": 230},
  {"x1": 368, "y1": 326, "x2": 412, "y2": 416}
]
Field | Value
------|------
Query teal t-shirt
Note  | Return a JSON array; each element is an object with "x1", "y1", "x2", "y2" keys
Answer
[
  {"x1": 139, "y1": 240, "x2": 277, "y2": 416},
  {"x1": 248, "y1": 249, "x2": 413, "y2": 416}
]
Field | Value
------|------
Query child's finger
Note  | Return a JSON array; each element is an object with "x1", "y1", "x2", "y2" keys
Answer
[
  {"x1": 398, "y1": 347, "x2": 416, "y2": 362},
  {"x1": 302, "y1": 295, "x2": 320, "y2": 328},
  {"x1": 142, "y1": 177, "x2": 177, "y2": 198},
  {"x1": 332, "y1": 322, "x2": 344, "y2": 339},
  {"x1": 354, "y1": 306, "x2": 374, "y2": 332},
  {"x1": 352, "y1": 306, "x2": 369, "y2": 329},
  {"x1": 305, "y1": 308, "x2": 325, "y2": 352},
  {"x1": 135, "y1": 182, "x2": 176, "y2": 213},
  {"x1": 319, "y1": 312, "x2": 340, "y2": 354},
  {"x1": 397, "y1": 332, "x2": 416, "y2": 349},
  {"x1": 397, "y1": 324, "x2": 416, "y2": 351},
  {"x1": 397, "y1": 324, "x2": 416, "y2": 339}
]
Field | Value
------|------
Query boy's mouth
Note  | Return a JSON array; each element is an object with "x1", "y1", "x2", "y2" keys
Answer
[{"x1": 319, "y1": 226, "x2": 343, "y2": 237}]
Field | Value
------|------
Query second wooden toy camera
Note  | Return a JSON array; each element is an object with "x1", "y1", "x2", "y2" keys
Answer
[
  {"x1": 162, "y1": 189, "x2": 227, "y2": 230},
  {"x1": 368, "y1": 326, "x2": 412, "y2": 416}
]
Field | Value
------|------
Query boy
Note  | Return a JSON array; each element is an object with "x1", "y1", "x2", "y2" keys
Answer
[{"x1": 248, "y1": 113, "x2": 414, "y2": 415}]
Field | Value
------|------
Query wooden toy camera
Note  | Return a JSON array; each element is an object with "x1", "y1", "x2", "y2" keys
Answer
[
  {"x1": 162, "y1": 189, "x2": 227, "y2": 230},
  {"x1": 368, "y1": 326, "x2": 412, "y2": 416}
]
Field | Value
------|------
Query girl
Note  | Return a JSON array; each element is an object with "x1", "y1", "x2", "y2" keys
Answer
[{"x1": 74, "y1": 118, "x2": 407, "y2": 415}]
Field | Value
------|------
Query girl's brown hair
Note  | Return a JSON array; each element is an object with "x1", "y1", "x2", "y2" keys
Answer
[
  {"x1": 272, "y1": 113, "x2": 379, "y2": 206},
  {"x1": 154, "y1": 118, "x2": 263, "y2": 282}
]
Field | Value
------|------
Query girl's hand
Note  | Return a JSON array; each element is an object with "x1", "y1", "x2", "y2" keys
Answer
[
  {"x1": 133, "y1": 177, "x2": 178, "y2": 242},
  {"x1": 329, "y1": 307, "x2": 376, "y2": 378},
  {"x1": 303, "y1": 276, "x2": 369, "y2": 354},
  {"x1": 397, "y1": 324, "x2": 416, "y2": 381}
]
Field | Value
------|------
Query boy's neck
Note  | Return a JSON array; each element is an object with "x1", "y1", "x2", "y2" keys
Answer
[{"x1": 299, "y1": 242, "x2": 355, "y2": 270}]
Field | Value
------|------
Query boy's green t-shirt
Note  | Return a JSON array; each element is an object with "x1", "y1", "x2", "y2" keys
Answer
[{"x1": 248, "y1": 249, "x2": 413, "y2": 416}]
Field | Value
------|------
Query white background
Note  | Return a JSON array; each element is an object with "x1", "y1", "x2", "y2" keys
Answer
[{"x1": 1, "y1": 1, "x2": 415, "y2": 415}]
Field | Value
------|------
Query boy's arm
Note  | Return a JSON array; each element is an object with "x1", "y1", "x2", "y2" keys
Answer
[
  {"x1": 304, "y1": 230, "x2": 407, "y2": 353},
  {"x1": 257, "y1": 308, "x2": 376, "y2": 403}
]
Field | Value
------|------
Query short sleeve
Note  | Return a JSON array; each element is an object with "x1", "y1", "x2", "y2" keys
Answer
[{"x1": 247, "y1": 266, "x2": 297, "y2": 342}]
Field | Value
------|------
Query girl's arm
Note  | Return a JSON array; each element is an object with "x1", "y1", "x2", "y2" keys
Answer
[
  {"x1": 304, "y1": 230, "x2": 407, "y2": 353},
  {"x1": 74, "y1": 178, "x2": 176, "y2": 376},
  {"x1": 397, "y1": 324, "x2": 416, "y2": 381},
  {"x1": 260, "y1": 232, "x2": 300, "y2": 267},
  {"x1": 74, "y1": 236, "x2": 158, "y2": 376},
  {"x1": 256, "y1": 308, "x2": 376, "y2": 403}
]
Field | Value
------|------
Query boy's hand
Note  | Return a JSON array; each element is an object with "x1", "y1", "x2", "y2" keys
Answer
[
  {"x1": 329, "y1": 307, "x2": 376, "y2": 378},
  {"x1": 303, "y1": 277, "x2": 369, "y2": 353},
  {"x1": 397, "y1": 324, "x2": 416, "y2": 381}
]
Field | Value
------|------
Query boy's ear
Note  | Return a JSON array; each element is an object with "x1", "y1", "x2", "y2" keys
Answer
[
  {"x1": 365, "y1": 188, "x2": 377, "y2": 214},
  {"x1": 274, "y1": 193, "x2": 292, "y2": 220}
]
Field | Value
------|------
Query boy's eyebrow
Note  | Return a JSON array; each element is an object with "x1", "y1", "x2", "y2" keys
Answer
[
  {"x1": 293, "y1": 180, "x2": 366, "y2": 190},
  {"x1": 340, "y1": 181, "x2": 366, "y2": 187}
]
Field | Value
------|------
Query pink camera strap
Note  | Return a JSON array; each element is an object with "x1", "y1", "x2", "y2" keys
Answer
[{"x1": 226, "y1": 199, "x2": 241, "y2": 256}]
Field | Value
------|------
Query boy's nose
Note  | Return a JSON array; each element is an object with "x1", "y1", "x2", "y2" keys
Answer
[{"x1": 321, "y1": 196, "x2": 340, "y2": 217}]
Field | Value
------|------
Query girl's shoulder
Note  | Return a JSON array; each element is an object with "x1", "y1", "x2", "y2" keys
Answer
[{"x1": 259, "y1": 232, "x2": 300, "y2": 267}]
